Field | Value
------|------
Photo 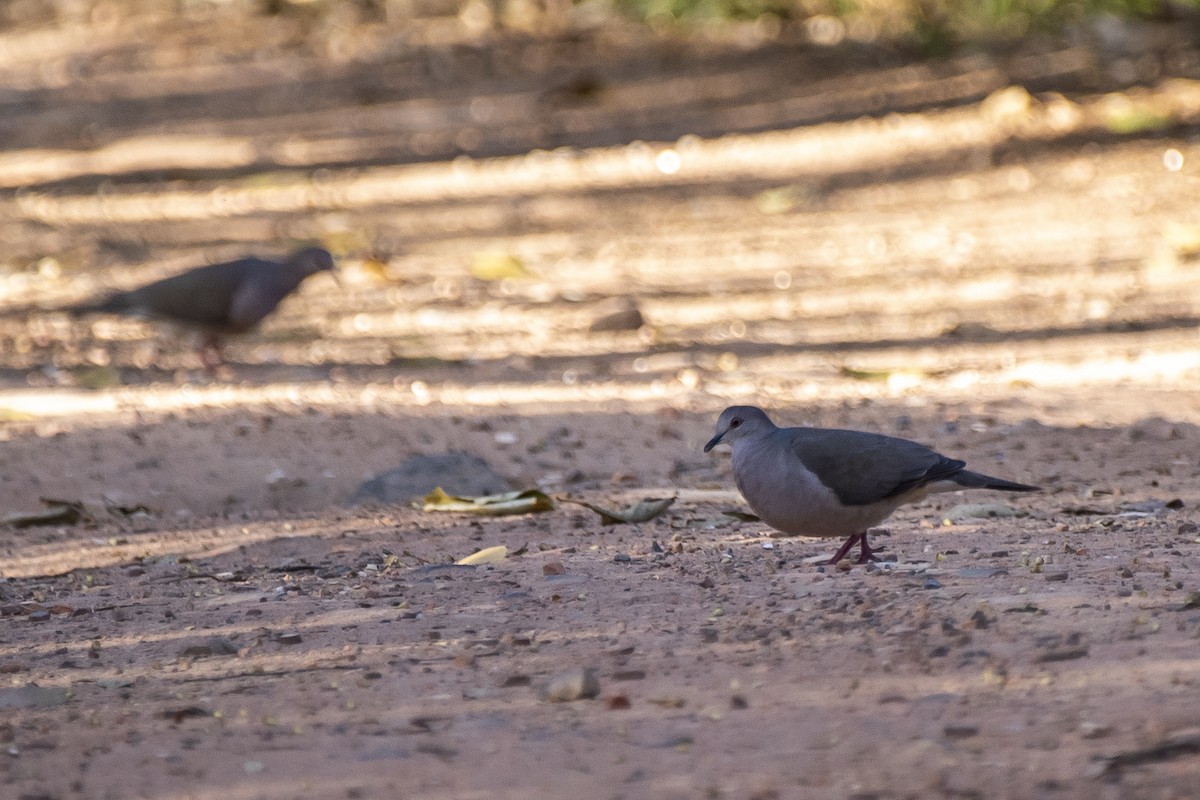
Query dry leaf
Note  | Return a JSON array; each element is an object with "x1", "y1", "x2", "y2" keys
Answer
[
  {"x1": 419, "y1": 487, "x2": 554, "y2": 516},
  {"x1": 469, "y1": 252, "x2": 535, "y2": 281},
  {"x1": 2, "y1": 498, "x2": 89, "y2": 529},
  {"x1": 456, "y1": 545, "x2": 508, "y2": 565},
  {"x1": 573, "y1": 496, "x2": 675, "y2": 525}
]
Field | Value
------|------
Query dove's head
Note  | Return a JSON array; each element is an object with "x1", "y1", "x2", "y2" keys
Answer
[
  {"x1": 289, "y1": 247, "x2": 337, "y2": 277},
  {"x1": 703, "y1": 405, "x2": 776, "y2": 452}
]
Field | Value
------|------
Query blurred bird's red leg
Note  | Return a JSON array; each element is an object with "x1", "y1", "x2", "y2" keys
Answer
[{"x1": 197, "y1": 337, "x2": 224, "y2": 374}]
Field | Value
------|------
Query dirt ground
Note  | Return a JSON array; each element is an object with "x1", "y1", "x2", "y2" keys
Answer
[{"x1": 3, "y1": 5, "x2": 1200, "y2": 799}]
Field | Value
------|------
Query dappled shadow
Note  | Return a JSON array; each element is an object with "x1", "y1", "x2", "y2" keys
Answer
[
  {"x1": 0, "y1": 19, "x2": 1192, "y2": 194},
  {"x1": 0, "y1": 15, "x2": 1198, "y2": 399},
  {"x1": 1, "y1": 397, "x2": 1197, "y2": 797},
  {"x1": 0, "y1": 34, "x2": 1132, "y2": 175}
]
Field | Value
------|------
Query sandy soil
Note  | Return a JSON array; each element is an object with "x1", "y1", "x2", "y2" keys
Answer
[{"x1": 2, "y1": 5, "x2": 1200, "y2": 799}]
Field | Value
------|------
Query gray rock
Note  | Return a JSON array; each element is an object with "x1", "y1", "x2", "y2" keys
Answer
[
  {"x1": 347, "y1": 453, "x2": 509, "y2": 505},
  {"x1": 589, "y1": 297, "x2": 645, "y2": 332},
  {"x1": 539, "y1": 668, "x2": 601, "y2": 702},
  {"x1": 0, "y1": 684, "x2": 70, "y2": 709}
]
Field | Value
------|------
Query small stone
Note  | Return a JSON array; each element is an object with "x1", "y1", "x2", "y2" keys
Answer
[
  {"x1": 274, "y1": 633, "x2": 303, "y2": 646},
  {"x1": 178, "y1": 637, "x2": 238, "y2": 659},
  {"x1": 606, "y1": 694, "x2": 632, "y2": 710},
  {"x1": 613, "y1": 553, "x2": 632, "y2": 563},
  {"x1": 1079, "y1": 721, "x2": 1112, "y2": 739},
  {"x1": 347, "y1": 453, "x2": 508, "y2": 505},
  {"x1": 646, "y1": 696, "x2": 685, "y2": 709},
  {"x1": 924, "y1": 578, "x2": 943, "y2": 590},
  {"x1": 542, "y1": 561, "x2": 566, "y2": 576},
  {"x1": 943, "y1": 723, "x2": 979, "y2": 739},
  {"x1": 1044, "y1": 571, "x2": 1069, "y2": 582},
  {"x1": 539, "y1": 668, "x2": 601, "y2": 702},
  {"x1": 1036, "y1": 646, "x2": 1089, "y2": 663},
  {"x1": 589, "y1": 298, "x2": 645, "y2": 332},
  {"x1": 500, "y1": 674, "x2": 531, "y2": 688}
]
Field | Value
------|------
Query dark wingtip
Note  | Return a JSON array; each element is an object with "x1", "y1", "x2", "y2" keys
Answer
[
  {"x1": 987, "y1": 478, "x2": 1040, "y2": 492},
  {"x1": 954, "y1": 471, "x2": 1040, "y2": 492}
]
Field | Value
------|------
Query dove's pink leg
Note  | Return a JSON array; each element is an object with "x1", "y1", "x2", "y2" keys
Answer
[
  {"x1": 826, "y1": 532, "x2": 884, "y2": 565},
  {"x1": 827, "y1": 533, "x2": 862, "y2": 565},
  {"x1": 855, "y1": 533, "x2": 883, "y2": 563}
]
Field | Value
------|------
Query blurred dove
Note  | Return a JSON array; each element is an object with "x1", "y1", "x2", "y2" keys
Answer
[{"x1": 68, "y1": 246, "x2": 335, "y2": 368}]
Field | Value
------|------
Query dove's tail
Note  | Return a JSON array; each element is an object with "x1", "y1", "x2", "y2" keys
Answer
[
  {"x1": 953, "y1": 470, "x2": 1039, "y2": 492},
  {"x1": 65, "y1": 293, "x2": 133, "y2": 316}
]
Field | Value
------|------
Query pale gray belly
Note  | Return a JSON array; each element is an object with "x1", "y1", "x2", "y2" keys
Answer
[{"x1": 732, "y1": 445, "x2": 901, "y2": 537}]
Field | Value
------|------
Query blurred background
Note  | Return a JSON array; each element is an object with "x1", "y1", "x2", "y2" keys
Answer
[{"x1": 0, "y1": 0, "x2": 1198, "y2": 414}]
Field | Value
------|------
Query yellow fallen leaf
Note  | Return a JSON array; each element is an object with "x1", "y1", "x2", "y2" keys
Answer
[
  {"x1": 469, "y1": 252, "x2": 535, "y2": 281},
  {"x1": 75, "y1": 365, "x2": 121, "y2": 390},
  {"x1": 358, "y1": 255, "x2": 391, "y2": 281},
  {"x1": 419, "y1": 487, "x2": 554, "y2": 516},
  {"x1": 456, "y1": 545, "x2": 508, "y2": 565},
  {"x1": 754, "y1": 185, "x2": 814, "y2": 215},
  {"x1": 1102, "y1": 101, "x2": 1173, "y2": 135},
  {"x1": 1161, "y1": 221, "x2": 1200, "y2": 257}
]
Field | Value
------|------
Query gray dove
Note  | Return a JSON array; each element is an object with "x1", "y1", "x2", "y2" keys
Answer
[
  {"x1": 704, "y1": 405, "x2": 1038, "y2": 564},
  {"x1": 68, "y1": 247, "x2": 335, "y2": 367}
]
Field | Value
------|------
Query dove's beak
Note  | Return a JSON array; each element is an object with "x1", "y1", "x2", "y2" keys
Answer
[{"x1": 703, "y1": 431, "x2": 725, "y2": 453}]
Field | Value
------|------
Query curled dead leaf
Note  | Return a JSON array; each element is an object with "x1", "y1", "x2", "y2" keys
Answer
[
  {"x1": 571, "y1": 496, "x2": 675, "y2": 525},
  {"x1": 419, "y1": 487, "x2": 554, "y2": 517},
  {"x1": 456, "y1": 545, "x2": 508, "y2": 566}
]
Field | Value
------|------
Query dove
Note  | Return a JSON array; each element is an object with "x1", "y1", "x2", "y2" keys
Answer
[
  {"x1": 703, "y1": 405, "x2": 1038, "y2": 564},
  {"x1": 68, "y1": 247, "x2": 335, "y2": 368}
]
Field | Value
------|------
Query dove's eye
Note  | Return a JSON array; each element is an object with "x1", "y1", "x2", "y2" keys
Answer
[{"x1": 730, "y1": 418, "x2": 742, "y2": 428}]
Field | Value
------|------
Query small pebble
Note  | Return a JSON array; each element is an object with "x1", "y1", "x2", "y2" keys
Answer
[
  {"x1": 943, "y1": 724, "x2": 979, "y2": 739},
  {"x1": 500, "y1": 674, "x2": 531, "y2": 688},
  {"x1": 606, "y1": 694, "x2": 631, "y2": 710},
  {"x1": 539, "y1": 668, "x2": 600, "y2": 702},
  {"x1": 1079, "y1": 721, "x2": 1112, "y2": 739},
  {"x1": 178, "y1": 637, "x2": 238, "y2": 659}
]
